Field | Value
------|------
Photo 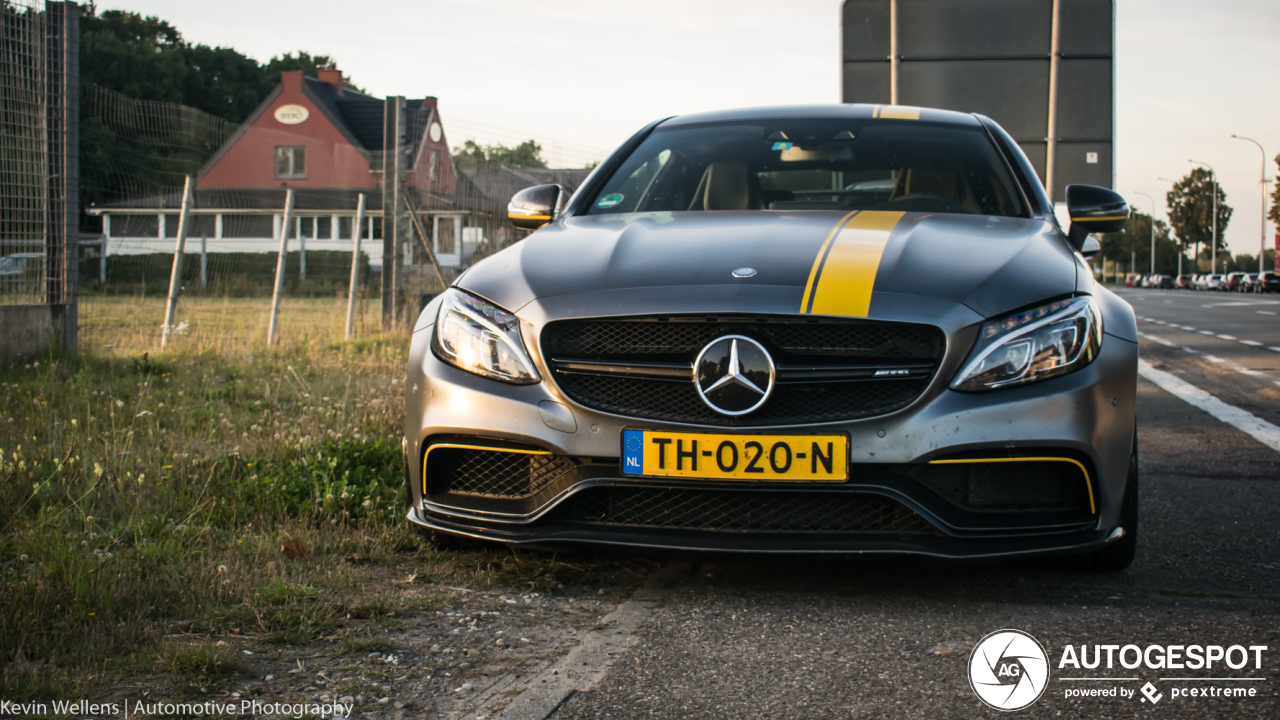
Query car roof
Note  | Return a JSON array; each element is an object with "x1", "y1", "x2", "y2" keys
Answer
[{"x1": 660, "y1": 104, "x2": 982, "y2": 129}]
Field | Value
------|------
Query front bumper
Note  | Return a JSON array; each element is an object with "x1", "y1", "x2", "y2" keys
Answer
[{"x1": 404, "y1": 302, "x2": 1138, "y2": 556}]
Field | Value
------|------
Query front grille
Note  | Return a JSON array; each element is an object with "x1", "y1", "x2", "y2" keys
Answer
[
  {"x1": 555, "y1": 374, "x2": 930, "y2": 426},
  {"x1": 547, "y1": 486, "x2": 937, "y2": 534},
  {"x1": 425, "y1": 446, "x2": 576, "y2": 499},
  {"x1": 543, "y1": 317, "x2": 943, "y2": 361},
  {"x1": 542, "y1": 316, "x2": 945, "y2": 426}
]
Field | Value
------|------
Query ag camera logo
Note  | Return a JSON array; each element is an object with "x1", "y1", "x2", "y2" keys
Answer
[{"x1": 969, "y1": 629, "x2": 1051, "y2": 711}]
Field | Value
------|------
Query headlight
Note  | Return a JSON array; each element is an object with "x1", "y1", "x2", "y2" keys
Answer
[
  {"x1": 431, "y1": 289, "x2": 541, "y2": 384},
  {"x1": 951, "y1": 296, "x2": 1101, "y2": 392}
]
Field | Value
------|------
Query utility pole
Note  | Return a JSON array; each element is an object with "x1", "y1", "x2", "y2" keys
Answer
[
  {"x1": 1190, "y1": 160, "x2": 1218, "y2": 274},
  {"x1": 1231, "y1": 135, "x2": 1269, "y2": 273},
  {"x1": 1134, "y1": 191, "x2": 1156, "y2": 275},
  {"x1": 888, "y1": 0, "x2": 899, "y2": 104},
  {"x1": 1044, "y1": 0, "x2": 1063, "y2": 203}
]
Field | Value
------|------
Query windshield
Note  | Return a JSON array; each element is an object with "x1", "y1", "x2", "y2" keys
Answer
[{"x1": 586, "y1": 119, "x2": 1027, "y2": 218}]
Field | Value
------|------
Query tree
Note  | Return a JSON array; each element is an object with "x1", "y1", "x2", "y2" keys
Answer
[
  {"x1": 80, "y1": 9, "x2": 188, "y2": 105},
  {"x1": 261, "y1": 51, "x2": 369, "y2": 95},
  {"x1": 451, "y1": 139, "x2": 547, "y2": 169},
  {"x1": 1270, "y1": 153, "x2": 1280, "y2": 228},
  {"x1": 80, "y1": 8, "x2": 366, "y2": 123},
  {"x1": 77, "y1": 6, "x2": 366, "y2": 225},
  {"x1": 1099, "y1": 212, "x2": 1180, "y2": 275},
  {"x1": 1167, "y1": 167, "x2": 1232, "y2": 270}
]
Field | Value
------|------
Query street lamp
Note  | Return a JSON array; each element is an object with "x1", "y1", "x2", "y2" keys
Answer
[
  {"x1": 1189, "y1": 160, "x2": 1219, "y2": 274},
  {"x1": 1134, "y1": 191, "x2": 1156, "y2": 275},
  {"x1": 1231, "y1": 135, "x2": 1269, "y2": 273}
]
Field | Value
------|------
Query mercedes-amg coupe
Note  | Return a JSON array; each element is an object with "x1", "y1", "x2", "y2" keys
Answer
[{"x1": 405, "y1": 104, "x2": 1139, "y2": 570}]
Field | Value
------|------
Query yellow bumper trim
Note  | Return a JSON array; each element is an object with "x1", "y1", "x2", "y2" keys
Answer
[{"x1": 926, "y1": 456, "x2": 1096, "y2": 514}]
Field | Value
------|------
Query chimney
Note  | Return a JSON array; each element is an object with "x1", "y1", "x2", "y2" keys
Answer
[
  {"x1": 421, "y1": 96, "x2": 437, "y2": 110},
  {"x1": 318, "y1": 69, "x2": 344, "y2": 94}
]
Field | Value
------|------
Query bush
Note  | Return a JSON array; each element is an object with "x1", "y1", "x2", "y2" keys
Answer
[{"x1": 80, "y1": 250, "x2": 372, "y2": 298}]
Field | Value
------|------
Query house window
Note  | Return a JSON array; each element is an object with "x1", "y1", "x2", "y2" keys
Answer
[
  {"x1": 430, "y1": 149, "x2": 440, "y2": 181},
  {"x1": 275, "y1": 146, "x2": 306, "y2": 178}
]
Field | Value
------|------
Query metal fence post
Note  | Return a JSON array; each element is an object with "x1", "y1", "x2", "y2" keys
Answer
[
  {"x1": 161, "y1": 175, "x2": 195, "y2": 349},
  {"x1": 300, "y1": 220, "x2": 307, "y2": 281},
  {"x1": 200, "y1": 235, "x2": 207, "y2": 289},
  {"x1": 382, "y1": 96, "x2": 406, "y2": 330},
  {"x1": 345, "y1": 193, "x2": 366, "y2": 341},
  {"x1": 267, "y1": 189, "x2": 296, "y2": 345}
]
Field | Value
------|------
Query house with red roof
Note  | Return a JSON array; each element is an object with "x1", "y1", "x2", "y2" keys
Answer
[{"x1": 88, "y1": 70, "x2": 589, "y2": 278}]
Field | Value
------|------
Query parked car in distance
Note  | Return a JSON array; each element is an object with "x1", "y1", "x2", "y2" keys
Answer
[
  {"x1": 1175, "y1": 274, "x2": 1192, "y2": 289},
  {"x1": 1125, "y1": 274, "x2": 1138, "y2": 287},
  {"x1": 0, "y1": 252, "x2": 43, "y2": 293},
  {"x1": 1204, "y1": 274, "x2": 1224, "y2": 291},
  {"x1": 1224, "y1": 272, "x2": 1248, "y2": 292},
  {"x1": 1155, "y1": 275, "x2": 1175, "y2": 289},
  {"x1": 1255, "y1": 271, "x2": 1280, "y2": 293}
]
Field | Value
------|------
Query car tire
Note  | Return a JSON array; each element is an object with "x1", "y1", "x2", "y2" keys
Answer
[{"x1": 1058, "y1": 432, "x2": 1139, "y2": 572}]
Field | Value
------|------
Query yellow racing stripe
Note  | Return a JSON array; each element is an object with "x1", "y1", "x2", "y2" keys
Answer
[
  {"x1": 879, "y1": 105, "x2": 921, "y2": 120},
  {"x1": 799, "y1": 210, "x2": 859, "y2": 313},
  {"x1": 804, "y1": 211, "x2": 905, "y2": 318}
]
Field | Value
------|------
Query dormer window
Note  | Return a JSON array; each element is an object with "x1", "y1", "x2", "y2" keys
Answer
[{"x1": 275, "y1": 146, "x2": 306, "y2": 179}]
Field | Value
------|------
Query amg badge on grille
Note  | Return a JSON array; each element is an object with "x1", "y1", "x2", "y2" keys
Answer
[{"x1": 693, "y1": 335, "x2": 776, "y2": 416}]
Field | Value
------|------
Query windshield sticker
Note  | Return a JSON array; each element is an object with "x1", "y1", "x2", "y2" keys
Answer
[
  {"x1": 771, "y1": 142, "x2": 793, "y2": 151},
  {"x1": 596, "y1": 193, "x2": 624, "y2": 208}
]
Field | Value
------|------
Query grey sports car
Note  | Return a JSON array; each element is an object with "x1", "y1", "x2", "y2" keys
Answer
[{"x1": 405, "y1": 104, "x2": 1139, "y2": 569}]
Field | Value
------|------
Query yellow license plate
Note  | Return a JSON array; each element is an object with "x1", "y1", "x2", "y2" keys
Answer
[{"x1": 620, "y1": 429, "x2": 848, "y2": 481}]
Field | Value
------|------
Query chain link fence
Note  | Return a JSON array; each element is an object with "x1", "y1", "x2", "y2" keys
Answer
[
  {"x1": 1, "y1": 0, "x2": 78, "y2": 355},
  {"x1": 77, "y1": 70, "x2": 605, "y2": 353}
]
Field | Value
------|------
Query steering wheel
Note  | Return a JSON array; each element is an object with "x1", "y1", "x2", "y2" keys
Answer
[{"x1": 887, "y1": 192, "x2": 969, "y2": 213}]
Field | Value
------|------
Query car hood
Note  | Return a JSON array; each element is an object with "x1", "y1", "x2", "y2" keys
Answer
[{"x1": 458, "y1": 210, "x2": 1077, "y2": 321}]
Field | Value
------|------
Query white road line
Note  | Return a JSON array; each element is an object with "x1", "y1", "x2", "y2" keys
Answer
[
  {"x1": 1198, "y1": 330, "x2": 1215, "y2": 335},
  {"x1": 1217, "y1": 335, "x2": 1237, "y2": 340},
  {"x1": 1184, "y1": 347, "x2": 1198, "y2": 353},
  {"x1": 1270, "y1": 347, "x2": 1280, "y2": 353},
  {"x1": 1138, "y1": 360, "x2": 1280, "y2": 454},
  {"x1": 1259, "y1": 310, "x2": 1276, "y2": 316},
  {"x1": 1205, "y1": 355, "x2": 1226, "y2": 363},
  {"x1": 1241, "y1": 340, "x2": 1263, "y2": 346}
]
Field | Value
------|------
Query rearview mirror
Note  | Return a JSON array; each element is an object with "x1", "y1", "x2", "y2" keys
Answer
[
  {"x1": 508, "y1": 184, "x2": 562, "y2": 231},
  {"x1": 1065, "y1": 185, "x2": 1129, "y2": 251}
]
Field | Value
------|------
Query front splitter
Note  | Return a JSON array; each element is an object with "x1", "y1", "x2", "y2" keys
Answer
[{"x1": 407, "y1": 507, "x2": 1122, "y2": 559}]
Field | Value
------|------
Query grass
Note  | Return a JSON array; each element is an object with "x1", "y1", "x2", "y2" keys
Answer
[
  {"x1": 0, "y1": 295, "x2": 643, "y2": 702},
  {"x1": 0, "y1": 295, "x2": 427, "y2": 700}
]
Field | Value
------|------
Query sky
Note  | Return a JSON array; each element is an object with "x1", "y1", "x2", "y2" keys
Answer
[{"x1": 103, "y1": 0, "x2": 1280, "y2": 257}]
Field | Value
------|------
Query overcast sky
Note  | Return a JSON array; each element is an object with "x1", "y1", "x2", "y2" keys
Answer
[{"x1": 106, "y1": 0, "x2": 1279, "y2": 256}]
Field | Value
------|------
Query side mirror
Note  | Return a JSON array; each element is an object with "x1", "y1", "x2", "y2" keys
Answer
[
  {"x1": 507, "y1": 184, "x2": 562, "y2": 231},
  {"x1": 1080, "y1": 236, "x2": 1101, "y2": 258},
  {"x1": 1065, "y1": 184, "x2": 1129, "y2": 251}
]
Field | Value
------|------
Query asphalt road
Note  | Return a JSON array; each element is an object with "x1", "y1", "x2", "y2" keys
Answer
[{"x1": 534, "y1": 287, "x2": 1280, "y2": 720}]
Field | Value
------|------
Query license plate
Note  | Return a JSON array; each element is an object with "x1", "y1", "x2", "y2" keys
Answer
[{"x1": 621, "y1": 429, "x2": 848, "y2": 482}]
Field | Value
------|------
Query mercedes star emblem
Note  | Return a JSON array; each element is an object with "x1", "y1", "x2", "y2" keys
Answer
[{"x1": 693, "y1": 335, "x2": 776, "y2": 416}]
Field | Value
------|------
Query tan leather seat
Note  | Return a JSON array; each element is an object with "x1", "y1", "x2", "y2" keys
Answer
[
  {"x1": 689, "y1": 162, "x2": 752, "y2": 210},
  {"x1": 904, "y1": 168, "x2": 957, "y2": 199}
]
